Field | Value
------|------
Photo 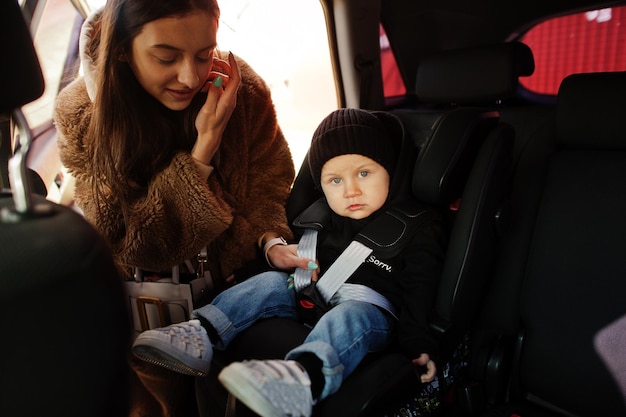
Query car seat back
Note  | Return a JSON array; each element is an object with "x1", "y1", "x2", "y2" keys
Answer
[
  {"x1": 390, "y1": 42, "x2": 533, "y2": 355},
  {"x1": 0, "y1": 2, "x2": 131, "y2": 415},
  {"x1": 514, "y1": 71, "x2": 626, "y2": 416},
  {"x1": 472, "y1": 71, "x2": 626, "y2": 416}
]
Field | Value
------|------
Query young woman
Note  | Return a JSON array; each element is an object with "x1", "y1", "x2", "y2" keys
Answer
[{"x1": 54, "y1": 0, "x2": 314, "y2": 415}]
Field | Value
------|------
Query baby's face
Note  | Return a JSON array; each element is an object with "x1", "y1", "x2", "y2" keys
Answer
[{"x1": 320, "y1": 154, "x2": 390, "y2": 220}]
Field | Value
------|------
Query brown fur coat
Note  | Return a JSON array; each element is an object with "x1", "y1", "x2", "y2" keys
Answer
[{"x1": 55, "y1": 56, "x2": 294, "y2": 283}]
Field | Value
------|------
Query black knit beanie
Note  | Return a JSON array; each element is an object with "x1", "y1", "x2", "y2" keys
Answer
[{"x1": 308, "y1": 108, "x2": 397, "y2": 188}]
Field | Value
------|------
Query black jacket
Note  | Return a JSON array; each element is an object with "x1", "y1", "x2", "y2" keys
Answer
[{"x1": 294, "y1": 198, "x2": 447, "y2": 362}]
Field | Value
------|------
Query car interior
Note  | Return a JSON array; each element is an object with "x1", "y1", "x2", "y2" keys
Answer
[{"x1": 2, "y1": 0, "x2": 625, "y2": 416}]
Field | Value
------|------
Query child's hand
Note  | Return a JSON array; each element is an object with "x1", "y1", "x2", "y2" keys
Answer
[{"x1": 412, "y1": 353, "x2": 437, "y2": 383}]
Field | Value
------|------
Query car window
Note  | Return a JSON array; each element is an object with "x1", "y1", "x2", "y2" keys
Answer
[
  {"x1": 380, "y1": 25, "x2": 406, "y2": 98},
  {"x1": 519, "y1": 6, "x2": 626, "y2": 96},
  {"x1": 21, "y1": 0, "x2": 80, "y2": 129},
  {"x1": 217, "y1": 0, "x2": 336, "y2": 169}
]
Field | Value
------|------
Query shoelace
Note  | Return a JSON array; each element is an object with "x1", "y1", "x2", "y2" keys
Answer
[{"x1": 167, "y1": 321, "x2": 206, "y2": 357}]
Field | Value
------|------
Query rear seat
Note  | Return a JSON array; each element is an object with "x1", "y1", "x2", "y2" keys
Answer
[{"x1": 466, "y1": 72, "x2": 626, "y2": 416}]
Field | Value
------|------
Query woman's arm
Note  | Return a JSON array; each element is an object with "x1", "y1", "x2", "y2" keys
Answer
[{"x1": 55, "y1": 78, "x2": 234, "y2": 272}]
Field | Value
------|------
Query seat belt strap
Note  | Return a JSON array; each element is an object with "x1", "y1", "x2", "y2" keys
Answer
[
  {"x1": 294, "y1": 227, "x2": 398, "y2": 318},
  {"x1": 294, "y1": 228, "x2": 373, "y2": 301},
  {"x1": 294, "y1": 228, "x2": 318, "y2": 292},
  {"x1": 332, "y1": 283, "x2": 399, "y2": 319},
  {"x1": 316, "y1": 240, "x2": 372, "y2": 301}
]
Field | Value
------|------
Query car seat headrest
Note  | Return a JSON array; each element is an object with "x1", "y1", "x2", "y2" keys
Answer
[
  {"x1": 0, "y1": 0, "x2": 45, "y2": 114},
  {"x1": 556, "y1": 71, "x2": 626, "y2": 150},
  {"x1": 416, "y1": 42, "x2": 534, "y2": 105}
]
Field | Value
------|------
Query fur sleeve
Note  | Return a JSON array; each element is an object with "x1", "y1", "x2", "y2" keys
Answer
[{"x1": 54, "y1": 78, "x2": 234, "y2": 272}]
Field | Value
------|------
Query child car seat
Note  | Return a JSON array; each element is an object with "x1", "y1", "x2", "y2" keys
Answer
[{"x1": 197, "y1": 42, "x2": 532, "y2": 417}]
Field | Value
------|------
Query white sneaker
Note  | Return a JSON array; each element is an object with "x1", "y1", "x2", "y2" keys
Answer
[
  {"x1": 218, "y1": 359, "x2": 314, "y2": 417},
  {"x1": 132, "y1": 319, "x2": 212, "y2": 376}
]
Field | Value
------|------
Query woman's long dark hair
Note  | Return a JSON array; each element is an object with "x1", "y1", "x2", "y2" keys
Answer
[{"x1": 87, "y1": 0, "x2": 220, "y2": 206}]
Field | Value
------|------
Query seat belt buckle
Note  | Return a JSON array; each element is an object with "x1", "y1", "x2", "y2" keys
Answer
[{"x1": 296, "y1": 283, "x2": 330, "y2": 326}]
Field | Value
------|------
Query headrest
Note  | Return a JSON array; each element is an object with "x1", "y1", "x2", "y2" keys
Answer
[
  {"x1": 556, "y1": 72, "x2": 626, "y2": 150},
  {"x1": 0, "y1": 0, "x2": 45, "y2": 114},
  {"x1": 416, "y1": 42, "x2": 534, "y2": 105}
]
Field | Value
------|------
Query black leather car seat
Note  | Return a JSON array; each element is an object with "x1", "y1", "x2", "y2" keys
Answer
[
  {"x1": 0, "y1": 2, "x2": 131, "y2": 416},
  {"x1": 467, "y1": 71, "x2": 626, "y2": 416}
]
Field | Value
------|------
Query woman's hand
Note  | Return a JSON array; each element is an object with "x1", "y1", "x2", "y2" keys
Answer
[
  {"x1": 192, "y1": 52, "x2": 242, "y2": 165},
  {"x1": 412, "y1": 353, "x2": 437, "y2": 383},
  {"x1": 267, "y1": 244, "x2": 319, "y2": 278}
]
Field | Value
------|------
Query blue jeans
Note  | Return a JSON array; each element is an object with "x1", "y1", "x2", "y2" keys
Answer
[{"x1": 192, "y1": 270, "x2": 393, "y2": 400}]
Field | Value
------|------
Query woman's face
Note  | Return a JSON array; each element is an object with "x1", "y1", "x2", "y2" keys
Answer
[{"x1": 128, "y1": 11, "x2": 218, "y2": 111}]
